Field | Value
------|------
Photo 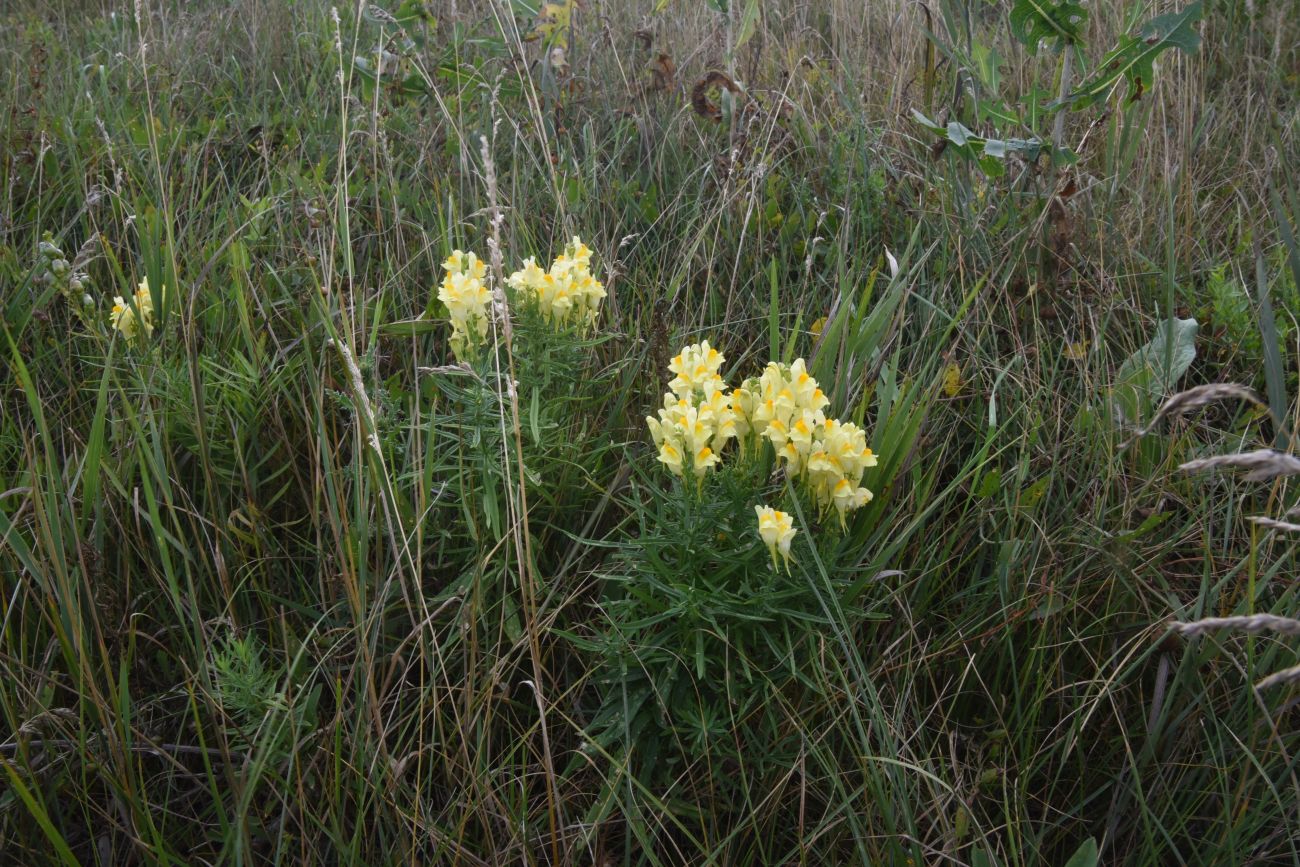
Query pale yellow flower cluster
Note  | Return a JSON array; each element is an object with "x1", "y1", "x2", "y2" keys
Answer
[
  {"x1": 735, "y1": 359, "x2": 877, "y2": 528},
  {"x1": 731, "y1": 359, "x2": 830, "y2": 463},
  {"x1": 807, "y1": 418, "x2": 877, "y2": 527},
  {"x1": 645, "y1": 393, "x2": 737, "y2": 479},
  {"x1": 647, "y1": 343, "x2": 879, "y2": 569},
  {"x1": 755, "y1": 505, "x2": 796, "y2": 572},
  {"x1": 438, "y1": 250, "x2": 492, "y2": 361},
  {"x1": 110, "y1": 277, "x2": 161, "y2": 346},
  {"x1": 645, "y1": 340, "x2": 738, "y2": 484},
  {"x1": 506, "y1": 236, "x2": 606, "y2": 328},
  {"x1": 667, "y1": 340, "x2": 726, "y2": 398}
]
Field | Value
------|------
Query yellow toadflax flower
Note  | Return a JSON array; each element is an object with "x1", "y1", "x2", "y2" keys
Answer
[
  {"x1": 755, "y1": 505, "x2": 796, "y2": 572},
  {"x1": 830, "y1": 477, "x2": 873, "y2": 526},
  {"x1": 751, "y1": 359, "x2": 829, "y2": 470},
  {"x1": 110, "y1": 277, "x2": 161, "y2": 346},
  {"x1": 749, "y1": 357, "x2": 877, "y2": 528},
  {"x1": 443, "y1": 249, "x2": 487, "y2": 281},
  {"x1": 646, "y1": 340, "x2": 738, "y2": 485},
  {"x1": 644, "y1": 345, "x2": 878, "y2": 522},
  {"x1": 803, "y1": 418, "x2": 878, "y2": 528},
  {"x1": 748, "y1": 359, "x2": 829, "y2": 448},
  {"x1": 788, "y1": 359, "x2": 829, "y2": 414},
  {"x1": 667, "y1": 340, "x2": 726, "y2": 399},
  {"x1": 506, "y1": 236, "x2": 606, "y2": 329},
  {"x1": 439, "y1": 250, "x2": 492, "y2": 361},
  {"x1": 646, "y1": 394, "x2": 728, "y2": 482},
  {"x1": 729, "y1": 377, "x2": 758, "y2": 443},
  {"x1": 110, "y1": 297, "x2": 139, "y2": 341}
]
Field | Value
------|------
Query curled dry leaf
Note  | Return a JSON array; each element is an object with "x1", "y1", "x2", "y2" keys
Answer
[
  {"x1": 648, "y1": 52, "x2": 675, "y2": 91},
  {"x1": 691, "y1": 71, "x2": 743, "y2": 120},
  {"x1": 1179, "y1": 448, "x2": 1300, "y2": 481},
  {"x1": 941, "y1": 362, "x2": 962, "y2": 397},
  {"x1": 1064, "y1": 340, "x2": 1090, "y2": 360}
]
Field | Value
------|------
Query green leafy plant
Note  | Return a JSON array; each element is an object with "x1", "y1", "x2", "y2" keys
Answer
[
  {"x1": 212, "y1": 632, "x2": 318, "y2": 761},
  {"x1": 567, "y1": 282, "x2": 931, "y2": 800},
  {"x1": 914, "y1": 1, "x2": 1205, "y2": 177},
  {"x1": 569, "y1": 468, "x2": 830, "y2": 778},
  {"x1": 1058, "y1": 3, "x2": 1204, "y2": 109},
  {"x1": 911, "y1": 110, "x2": 1047, "y2": 178}
]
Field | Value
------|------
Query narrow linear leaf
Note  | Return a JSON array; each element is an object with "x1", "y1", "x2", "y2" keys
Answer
[{"x1": 1254, "y1": 240, "x2": 1290, "y2": 448}]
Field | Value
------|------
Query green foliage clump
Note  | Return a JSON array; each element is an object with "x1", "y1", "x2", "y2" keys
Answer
[{"x1": 1200, "y1": 257, "x2": 1300, "y2": 387}]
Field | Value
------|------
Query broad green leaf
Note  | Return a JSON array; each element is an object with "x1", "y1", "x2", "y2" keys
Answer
[
  {"x1": 353, "y1": 55, "x2": 379, "y2": 82},
  {"x1": 1020, "y1": 476, "x2": 1050, "y2": 509},
  {"x1": 1058, "y1": 2, "x2": 1203, "y2": 109},
  {"x1": 526, "y1": 0, "x2": 575, "y2": 49},
  {"x1": 978, "y1": 155, "x2": 1007, "y2": 178},
  {"x1": 395, "y1": 0, "x2": 437, "y2": 28},
  {"x1": 911, "y1": 109, "x2": 943, "y2": 133},
  {"x1": 1063, "y1": 838, "x2": 1100, "y2": 867},
  {"x1": 1010, "y1": 0, "x2": 1087, "y2": 52},
  {"x1": 736, "y1": 0, "x2": 761, "y2": 51},
  {"x1": 983, "y1": 136, "x2": 1043, "y2": 161},
  {"x1": 977, "y1": 97, "x2": 1020, "y2": 126},
  {"x1": 971, "y1": 42, "x2": 1003, "y2": 93},
  {"x1": 974, "y1": 467, "x2": 1002, "y2": 499},
  {"x1": 398, "y1": 74, "x2": 430, "y2": 95},
  {"x1": 948, "y1": 121, "x2": 974, "y2": 146},
  {"x1": 1112, "y1": 316, "x2": 1198, "y2": 426}
]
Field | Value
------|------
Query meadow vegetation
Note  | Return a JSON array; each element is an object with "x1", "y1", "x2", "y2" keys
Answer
[{"x1": 2, "y1": 0, "x2": 1299, "y2": 863}]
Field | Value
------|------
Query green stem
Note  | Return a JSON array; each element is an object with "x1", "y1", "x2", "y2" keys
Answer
[{"x1": 1051, "y1": 45, "x2": 1073, "y2": 158}]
